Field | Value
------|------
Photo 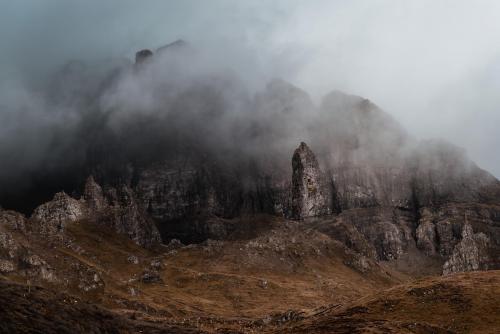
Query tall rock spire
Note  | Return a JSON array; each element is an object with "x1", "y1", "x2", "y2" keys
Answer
[{"x1": 291, "y1": 142, "x2": 332, "y2": 219}]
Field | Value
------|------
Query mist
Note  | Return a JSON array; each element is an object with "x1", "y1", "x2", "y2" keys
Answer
[{"x1": 1, "y1": 1, "x2": 500, "y2": 212}]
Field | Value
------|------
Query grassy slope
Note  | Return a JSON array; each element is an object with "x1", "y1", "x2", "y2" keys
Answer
[
  {"x1": 2, "y1": 217, "x2": 499, "y2": 333},
  {"x1": 275, "y1": 270, "x2": 500, "y2": 334}
]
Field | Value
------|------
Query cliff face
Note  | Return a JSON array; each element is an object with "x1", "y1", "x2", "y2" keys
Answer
[
  {"x1": 442, "y1": 222, "x2": 491, "y2": 274},
  {"x1": 26, "y1": 177, "x2": 160, "y2": 248},
  {"x1": 121, "y1": 79, "x2": 498, "y2": 274},
  {"x1": 1, "y1": 43, "x2": 500, "y2": 276}
]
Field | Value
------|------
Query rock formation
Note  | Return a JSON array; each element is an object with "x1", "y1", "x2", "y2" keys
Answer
[
  {"x1": 26, "y1": 177, "x2": 160, "y2": 247},
  {"x1": 443, "y1": 221, "x2": 491, "y2": 275},
  {"x1": 135, "y1": 49, "x2": 153, "y2": 64},
  {"x1": 83, "y1": 176, "x2": 106, "y2": 211},
  {"x1": 31, "y1": 192, "x2": 85, "y2": 235},
  {"x1": 291, "y1": 142, "x2": 332, "y2": 219},
  {"x1": 0, "y1": 41, "x2": 499, "y2": 275},
  {"x1": 101, "y1": 184, "x2": 161, "y2": 248}
]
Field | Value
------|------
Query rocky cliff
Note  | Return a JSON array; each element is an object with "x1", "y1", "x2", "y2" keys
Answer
[
  {"x1": 27, "y1": 177, "x2": 160, "y2": 248},
  {"x1": 1, "y1": 42, "x2": 499, "y2": 277}
]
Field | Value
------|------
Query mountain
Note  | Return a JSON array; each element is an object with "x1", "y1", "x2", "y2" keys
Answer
[{"x1": 1, "y1": 41, "x2": 500, "y2": 333}]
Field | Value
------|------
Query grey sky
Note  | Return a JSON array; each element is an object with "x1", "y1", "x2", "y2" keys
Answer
[{"x1": 1, "y1": 0, "x2": 500, "y2": 176}]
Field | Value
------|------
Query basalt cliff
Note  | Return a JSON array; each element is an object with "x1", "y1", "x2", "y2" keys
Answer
[{"x1": 1, "y1": 42, "x2": 500, "y2": 333}]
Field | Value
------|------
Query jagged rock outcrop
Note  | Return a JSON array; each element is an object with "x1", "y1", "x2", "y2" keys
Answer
[
  {"x1": 0, "y1": 229, "x2": 19, "y2": 261},
  {"x1": 0, "y1": 210, "x2": 57, "y2": 281},
  {"x1": 25, "y1": 177, "x2": 160, "y2": 247},
  {"x1": 325, "y1": 207, "x2": 415, "y2": 261},
  {"x1": 291, "y1": 142, "x2": 332, "y2": 219},
  {"x1": 83, "y1": 176, "x2": 106, "y2": 211},
  {"x1": 135, "y1": 49, "x2": 153, "y2": 64},
  {"x1": 31, "y1": 192, "x2": 86, "y2": 235},
  {"x1": 101, "y1": 184, "x2": 161, "y2": 248},
  {"x1": 0, "y1": 210, "x2": 26, "y2": 232},
  {"x1": 416, "y1": 220, "x2": 438, "y2": 256},
  {"x1": 1, "y1": 44, "x2": 500, "y2": 277},
  {"x1": 0, "y1": 259, "x2": 14, "y2": 273},
  {"x1": 443, "y1": 223, "x2": 491, "y2": 275}
]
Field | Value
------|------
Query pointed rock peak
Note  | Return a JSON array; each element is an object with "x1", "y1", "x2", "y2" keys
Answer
[
  {"x1": 31, "y1": 191, "x2": 85, "y2": 235},
  {"x1": 298, "y1": 141, "x2": 310, "y2": 152},
  {"x1": 52, "y1": 191, "x2": 72, "y2": 201},
  {"x1": 461, "y1": 220, "x2": 474, "y2": 239},
  {"x1": 293, "y1": 142, "x2": 319, "y2": 170},
  {"x1": 0, "y1": 209, "x2": 26, "y2": 231},
  {"x1": 84, "y1": 176, "x2": 102, "y2": 194},
  {"x1": 291, "y1": 142, "x2": 332, "y2": 219},
  {"x1": 135, "y1": 49, "x2": 153, "y2": 65},
  {"x1": 84, "y1": 176, "x2": 105, "y2": 211},
  {"x1": 443, "y1": 220, "x2": 490, "y2": 275}
]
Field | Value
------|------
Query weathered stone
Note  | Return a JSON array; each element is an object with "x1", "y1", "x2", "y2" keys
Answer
[
  {"x1": 141, "y1": 270, "x2": 162, "y2": 283},
  {"x1": 103, "y1": 185, "x2": 161, "y2": 248},
  {"x1": 83, "y1": 176, "x2": 106, "y2": 211},
  {"x1": 443, "y1": 223, "x2": 490, "y2": 275},
  {"x1": 77, "y1": 268, "x2": 104, "y2": 292},
  {"x1": 0, "y1": 210, "x2": 26, "y2": 232},
  {"x1": 291, "y1": 142, "x2": 332, "y2": 219},
  {"x1": 135, "y1": 49, "x2": 153, "y2": 64},
  {"x1": 127, "y1": 255, "x2": 139, "y2": 265},
  {"x1": 416, "y1": 220, "x2": 438, "y2": 256},
  {"x1": 150, "y1": 258, "x2": 163, "y2": 270},
  {"x1": 31, "y1": 192, "x2": 85, "y2": 235},
  {"x1": 27, "y1": 177, "x2": 161, "y2": 248},
  {"x1": 0, "y1": 259, "x2": 15, "y2": 273},
  {"x1": 22, "y1": 254, "x2": 46, "y2": 267},
  {"x1": 0, "y1": 230, "x2": 19, "y2": 259}
]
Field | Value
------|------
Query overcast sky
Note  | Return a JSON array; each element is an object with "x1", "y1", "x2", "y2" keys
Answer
[{"x1": 1, "y1": 0, "x2": 500, "y2": 176}]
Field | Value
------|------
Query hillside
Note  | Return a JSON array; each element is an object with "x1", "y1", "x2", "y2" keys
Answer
[{"x1": 274, "y1": 270, "x2": 500, "y2": 334}]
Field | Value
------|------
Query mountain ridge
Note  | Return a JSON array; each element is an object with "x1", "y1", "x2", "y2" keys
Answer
[{"x1": 1, "y1": 41, "x2": 500, "y2": 333}]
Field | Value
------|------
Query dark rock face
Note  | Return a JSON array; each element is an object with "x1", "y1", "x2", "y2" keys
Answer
[
  {"x1": 0, "y1": 210, "x2": 58, "y2": 282},
  {"x1": 83, "y1": 176, "x2": 106, "y2": 211},
  {"x1": 315, "y1": 200, "x2": 500, "y2": 274},
  {"x1": 0, "y1": 225, "x2": 20, "y2": 266},
  {"x1": 415, "y1": 218, "x2": 438, "y2": 256},
  {"x1": 414, "y1": 203, "x2": 500, "y2": 273},
  {"x1": 88, "y1": 80, "x2": 498, "y2": 273},
  {"x1": 291, "y1": 142, "x2": 332, "y2": 219},
  {"x1": 100, "y1": 184, "x2": 161, "y2": 248},
  {"x1": 25, "y1": 177, "x2": 161, "y2": 247},
  {"x1": 443, "y1": 222, "x2": 491, "y2": 274},
  {"x1": 141, "y1": 270, "x2": 162, "y2": 283},
  {"x1": 31, "y1": 192, "x2": 86, "y2": 235},
  {"x1": 1, "y1": 43, "x2": 499, "y2": 277},
  {"x1": 0, "y1": 210, "x2": 26, "y2": 232},
  {"x1": 320, "y1": 207, "x2": 416, "y2": 261},
  {"x1": 135, "y1": 49, "x2": 153, "y2": 64},
  {"x1": 134, "y1": 158, "x2": 288, "y2": 242}
]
